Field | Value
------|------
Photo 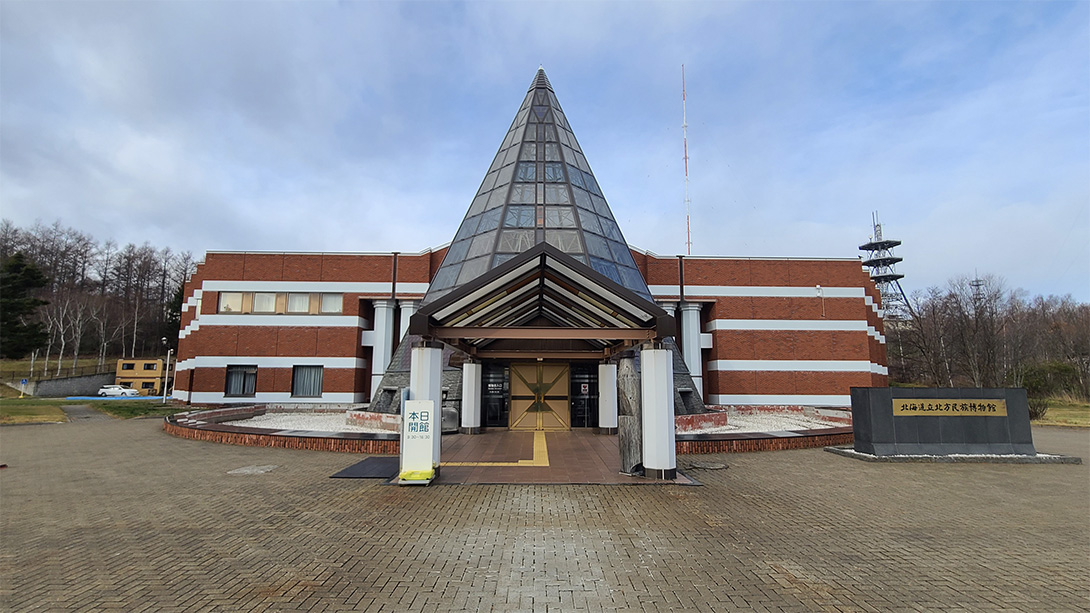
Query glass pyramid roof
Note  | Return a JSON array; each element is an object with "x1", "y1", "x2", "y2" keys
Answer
[{"x1": 423, "y1": 68, "x2": 653, "y2": 305}]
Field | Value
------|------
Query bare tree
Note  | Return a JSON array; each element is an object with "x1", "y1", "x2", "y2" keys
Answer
[{"x1": 66, "y1": 295, "x2": 90, "y2": 372}]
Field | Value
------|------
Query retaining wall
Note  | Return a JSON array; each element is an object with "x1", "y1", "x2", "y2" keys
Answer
[{"x1": 28, "y1": 373, "x2": 116, "y2": 398}]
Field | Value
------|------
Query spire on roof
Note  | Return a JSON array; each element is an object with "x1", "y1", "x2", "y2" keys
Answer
[{"x1": 423, "y1": 69, "x2": 652, "y2": 305}]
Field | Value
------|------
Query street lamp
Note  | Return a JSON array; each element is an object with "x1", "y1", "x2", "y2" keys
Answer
[{"x1": 161, "y1": 337, "x2": 173, "y2": 404}]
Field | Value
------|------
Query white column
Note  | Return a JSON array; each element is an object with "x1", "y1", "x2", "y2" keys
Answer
[
  {"x1": 598, "y1": 363, "x2": 618, "y2": 434},
  {"x1": 680, "y1": 302, "x2": 704, "y2": 397},
  {"x1": 461, "y1": 362, "x2": 482, "y2": 434},
  {"x1": 641, "y1": 345, "x2": 676, "y2": 480},
  {"x1": 398, "y1": 300, "x2": 417, "y2": 340},
  {"x1": 409, "y1": 341, "x2": 444, "y2": 472},
  {"x1": 370, "y1": 299, "x2": 396, "y2": 398}
]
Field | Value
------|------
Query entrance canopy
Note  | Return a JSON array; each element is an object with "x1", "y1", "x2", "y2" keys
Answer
[{"x1": 409, "y1": 243, "x2": 674, "y2": 360}]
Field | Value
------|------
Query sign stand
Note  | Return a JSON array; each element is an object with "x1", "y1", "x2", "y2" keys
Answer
[{"x1": 399, "y1": 398, "x2": 438, "y2": 486}]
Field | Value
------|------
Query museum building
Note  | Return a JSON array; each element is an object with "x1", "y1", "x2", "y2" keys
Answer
[{"x1": 173, "y1": 69, "x2": 887, "y2": 428}]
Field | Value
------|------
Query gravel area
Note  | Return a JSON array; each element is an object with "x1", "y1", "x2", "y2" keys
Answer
[
  {"x1": 224, "y1": 411, "x2": 844, "y2": 434},
  {"x1": 223, "y1": 413, "x2": 391, "y2": 433},
  {"x1": 685, "y1": 412, "x2": 844, "y2": 434}
]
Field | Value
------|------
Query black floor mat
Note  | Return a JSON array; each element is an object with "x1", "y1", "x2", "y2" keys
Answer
[{"x1": 330, "y1": 456, "x2": 399, "y2": 479}]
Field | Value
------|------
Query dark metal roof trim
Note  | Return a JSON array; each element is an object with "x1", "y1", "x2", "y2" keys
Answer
[{"x1": 409, "y1": 242, "x2": 674, "y2": 342}]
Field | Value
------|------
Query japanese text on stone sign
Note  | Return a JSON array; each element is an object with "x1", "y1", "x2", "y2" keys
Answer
[{"x1": 892, "y1": 399, "x2": 1007, "y2": 416}]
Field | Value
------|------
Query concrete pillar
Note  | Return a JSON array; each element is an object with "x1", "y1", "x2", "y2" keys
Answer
[
  {"x1": 680, "y1": 302, "x2": 704, "y2": 397},
  {"x1": 461, "y1": 362, "x2": 482, "y2": 434},
  {"x1": 409, "y1": 341, "x2": 444, "y2": 472},
  {"x1": 370, "y1": 299, "x2": 397, "y2": 397},
  {"x1": 641, "y1": 344, "x2": 676, "y2": 480},
  {"x1": 598, "y1": 363, "x2": 618, "y2": 434},
  {"x1": 398, "y1": 300, "x2": 417, "y2": 340}
]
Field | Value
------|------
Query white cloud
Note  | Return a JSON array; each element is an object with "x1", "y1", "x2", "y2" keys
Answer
[{"x1": 1, "y1": 1, "x2": 1086, "y2": 300}]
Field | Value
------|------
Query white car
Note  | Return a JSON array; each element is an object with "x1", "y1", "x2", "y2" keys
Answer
[{"x1": 98, "y1": 385, "x2": 139, "y2": 397}]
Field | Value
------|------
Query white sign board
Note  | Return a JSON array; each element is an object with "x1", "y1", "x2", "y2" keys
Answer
[{"x1": 399, "y1": 399, "x2": 438, "y2": 485}]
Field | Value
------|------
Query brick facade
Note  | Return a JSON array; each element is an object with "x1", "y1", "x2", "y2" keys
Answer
[{"x1": 174, "y1": 248, "x2": 886, "y2": 408}]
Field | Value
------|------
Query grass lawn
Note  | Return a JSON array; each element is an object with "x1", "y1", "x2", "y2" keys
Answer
[
  {"x1": 0, "y1": 398, "x2": 67, "y2": 424},
  {"x1": 91, "y1": 399, "x2": 179, "y2": 420},
  {"x1": 1035, "y1": 396, "x2": 1090, "y2": 428},
  {"x1": 0, "y1": 393, "x2": 180, "y2": 424}
]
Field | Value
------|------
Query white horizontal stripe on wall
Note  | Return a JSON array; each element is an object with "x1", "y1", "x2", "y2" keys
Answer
[
  {"x1": 709, "y1": 394, "x2": 852, "y2": 407},
  {"x1": 175, "y1": 356, "x2": 367, "y2": 372},
  {"x1": 708, "y1": 359, "x2": 888, "y2": 375},
  {"x1": 192, "y1": 314, "x2": 366, "y2": 328},
  {"x1": 181, "y1": 289, "x2": 203, "y2": 313},
  {"x1": 178, "y1": 315, "x2": 371, "y2": 340},
  {"x1": 179, "y1": 321, "x2": 200, "y2": 340},
  {"x1": 202, "y1": 280, "x2": 429, "y2": 294},
  {"x1": 863, "y1": 295, "x2": 885, "y2": 317},
  {"x1": 649, "y1": 285, "x2": 866, "y2": 299},
  {"x1": 704, "y1": 319, "x2": 885, "y2": 343},
  {"x1": 176, "y1": 391, "x2": 364, "y2": 404}
]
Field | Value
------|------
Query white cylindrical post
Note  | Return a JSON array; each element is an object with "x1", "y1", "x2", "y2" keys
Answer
[
  {"x1": 370, "y1": 299, "x2": 397, "y2": 399},
  {"x1": 398, "y1": 300, "x2": 417, "y2": 340},
  {"x1": 641, "y1": 345, "x2": 676, "y2": 480},
  {"x1": 162, "y1": 349, "x2": 172, "y2": 403},
  {"x1": 409, "y1": 341, "x2": 444, "y2": 470},
  {"x1": 597, "y1": 363, "x2": 618, "y2": 434},
  {"x1": 461, "y1": 362, "x2": 482, "y2": 434},
  {"x1": 680, "y1": 302, "x2": 703, "y2": 397}
]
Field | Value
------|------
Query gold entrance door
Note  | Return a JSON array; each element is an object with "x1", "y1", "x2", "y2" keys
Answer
[{"x1": 509, "y1": 363, "x2": 570, "y2": 431}]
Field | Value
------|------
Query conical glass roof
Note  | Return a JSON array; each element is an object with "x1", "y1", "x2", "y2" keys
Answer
[{"x1": 423, "y1": 68, "x2": 652, "y2": 304}]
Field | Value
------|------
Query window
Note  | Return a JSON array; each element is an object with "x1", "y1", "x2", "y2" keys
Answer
[
  {"x1": 291, "y1": 366, "x2": 323, "y2": 398},
  {"x1": 253, "y1": 292, "x2": 276, "y2": 313},
  {"x1": 515, "y1": 162, "x2": 536, "y2": 182},
  {"x1": 545, "y1": 208, "x2": 576, "y2": 228},
  {"x1": 143, "y1": 363, "x2": 157, "y2": 371},
  {"x1": 509, "y1": 184, "x2": 536, "y2": 204},
  {"x1": 121, "y1": 363, "x2": 135, "y2": 371},
  {"x1": 224, "y1": 365, "x2": 257, "y2": 397},
  {"x1": 467, "y1": 233, "x2": 495, "y2": 258},
  {"x1": 544, "y1": 185, "x2": 570, "y2": 204},
  {"x1": 320, "y1": 294, "x2": 342, "y2": 314},
  {"x1": 141, "y1": 382, "x2": 156, "y2": 389},
  {"x1": 544, "y1": 162, "x2": 565, "y2": 182},
  {"x1": 218, "y1": 292, "x2": 243, "y2": 313},
  {"x1": 545, "y1": 230, "x2": 582, "y2": 253},
  {"x1": 287, "y1": 293, "x2": 310, "y2": 313},
  {"x1": 497, "y1": 229, "x2": 534, "y2": 253}
]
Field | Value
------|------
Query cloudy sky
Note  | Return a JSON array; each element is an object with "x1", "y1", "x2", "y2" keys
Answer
[{"x1": 2, "y1": 1, "x2": 1087, "y2": 300}]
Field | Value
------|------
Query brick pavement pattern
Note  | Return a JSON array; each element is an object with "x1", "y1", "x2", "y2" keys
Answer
[{"x1": 1, "y1": 418, "x2": 1087, "y2": 612}]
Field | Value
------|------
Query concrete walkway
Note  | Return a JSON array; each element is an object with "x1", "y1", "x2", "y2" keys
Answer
[
  {"x1": 60, "y1": 404, "x2": 115, "y2": 422},
  {"x1": 439, "y1": 430, "x2": 696, "y2": 485},
  {"x1": 0, "y1": 418, "x2": 1086, "y2": 611}
]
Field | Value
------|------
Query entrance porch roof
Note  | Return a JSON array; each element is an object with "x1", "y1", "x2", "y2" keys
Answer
[{"x1": 409, "y1": 243, "x2": 674, "y2": 359}]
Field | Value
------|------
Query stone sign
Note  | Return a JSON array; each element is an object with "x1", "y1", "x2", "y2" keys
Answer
[{"x1": 851, "y1": 387, "x2": 1035, "y2": 456}]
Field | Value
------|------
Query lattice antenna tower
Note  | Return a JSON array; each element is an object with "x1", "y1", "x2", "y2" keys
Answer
[
  {"x1": 682, "y1": 65, "x2": 692, "y2": 255},
  {"x1": 859, "y1": 211, "x2": 907, "y2": 318}
]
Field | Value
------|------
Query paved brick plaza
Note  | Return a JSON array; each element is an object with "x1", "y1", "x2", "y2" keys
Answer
[{"x1": 1, "y1": 417, "x2": 1086, "y2": 612}]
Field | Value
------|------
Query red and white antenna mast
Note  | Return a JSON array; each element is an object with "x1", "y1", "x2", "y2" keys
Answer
[{"x1": 682, "y1": 65, "x2": 692, "y2": 255}]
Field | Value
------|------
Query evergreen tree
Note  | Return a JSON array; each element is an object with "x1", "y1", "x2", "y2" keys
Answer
[{"x1": 0, "y1": 252, "x2": 49, "y2": 359}]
